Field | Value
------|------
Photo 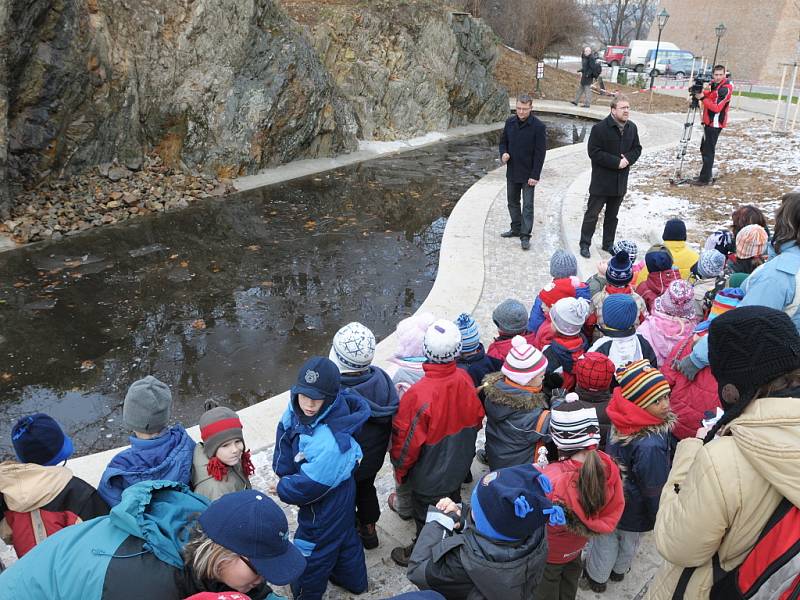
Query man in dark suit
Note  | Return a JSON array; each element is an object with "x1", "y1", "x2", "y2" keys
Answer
[
  {"x1": 498, "y1": 94, "x2": 547, "y2": 251},
  {"x1": 579, "y1": 94, "x2": 642, "y2": 258}
]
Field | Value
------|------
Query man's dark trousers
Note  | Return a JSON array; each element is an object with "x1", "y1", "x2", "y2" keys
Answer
[
  {"x1": 699, "y1": 125, "x2": 722, "y2": 182},
  {"x1": 507, "y1": 182, "x2": 535, "y2": 240},
  {"x1": 579, "y1": 194, "x2": 624, "y2": 250}
]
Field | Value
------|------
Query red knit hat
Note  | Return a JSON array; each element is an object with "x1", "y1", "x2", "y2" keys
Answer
[
  {"x1": 574, "y1": 352, "x2": 615, "y2": 392},
  {"x1": 538, "y1": 277, "x2": 577, "y2": 307}
]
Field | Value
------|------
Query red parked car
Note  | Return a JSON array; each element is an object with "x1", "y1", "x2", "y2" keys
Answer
[{"x1": 602, "y1": 45, "x2": 626, "y2": 67}]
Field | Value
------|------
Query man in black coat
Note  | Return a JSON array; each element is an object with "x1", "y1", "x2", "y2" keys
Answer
[
  {"x1": 572, "y1": 47, "x2": 600, "y2": 108},
  {"x1": 579, "y1": 94, "x2": 642, "y2": 259},
  {"x1": 498, "y1": 94, "x2": 547, "y2": 251}
]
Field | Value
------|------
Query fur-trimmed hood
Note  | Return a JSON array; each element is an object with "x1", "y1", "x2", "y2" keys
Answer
[
  {"x1": 482, "y1": 372, "x2": 548, "y2": 411},
  {"x1": 610, "y1": 413, "x2": 676, "y2": 445}
]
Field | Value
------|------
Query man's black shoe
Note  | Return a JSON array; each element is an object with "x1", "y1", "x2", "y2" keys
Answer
[
  {"x1": 579, "y1": 245, "x2": 590, "y2": 258},
  {"x1": 521, "y1": 238, "x2": 531, "y2": 250},
  {"x1": 689, "y1": 178, "x2": 710, "y2": 186},
  {"x1": 500, "y1": 230, "x2": 520, "y2": 238}
]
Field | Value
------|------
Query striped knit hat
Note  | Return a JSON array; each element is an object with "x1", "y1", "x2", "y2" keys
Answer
[
  {"x1": 550, "y1": 404, "x2": 601, "y2": 451},
  {"x1": 455, "y1": 313, "x2": 481, "y2": 353},
  {"x1": 736, "y1": 224, "x2": 768, "y2": 260},
  {"x1": 694, "y1": 287, "x2": 745, "y2": 333},
  {"x1": 501, "y1": 335, "x2": 548, "y2": 386},
  {"x1": 615, "y1": 359, "x2": 670, "y2": 408},
  {"x1": 200, "y1": 406, "x2": 244, "y2": 459},
  {"x1": 606, "y1": 251, "x2": 633, "y2": 287}
]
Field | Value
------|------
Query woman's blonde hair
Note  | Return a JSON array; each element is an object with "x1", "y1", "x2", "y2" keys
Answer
[{"x1": 183, "y1": 523, "x2": 239, "y2": 581}]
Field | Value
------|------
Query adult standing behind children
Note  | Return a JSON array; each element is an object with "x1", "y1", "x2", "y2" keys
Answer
[
  {"x1": 648, "y1": 306, "x2": 800, "y2": 599},
  {"x1": 579, "y1": 95, "x2": 641, "y2": 259},
  {"x1": 499, "y1": 94, "x2": 547, "y2": 251}
]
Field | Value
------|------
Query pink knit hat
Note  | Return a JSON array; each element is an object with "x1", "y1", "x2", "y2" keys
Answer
[
  {"x1": 501, "y1": 335, "x2": 548, "y2": 385},
  {"x1": 394, "y1": 312, "x2": 435, "y2": 358},
  {"x1": 654, "y1": 279, "x2": 696, "y2": 319}
]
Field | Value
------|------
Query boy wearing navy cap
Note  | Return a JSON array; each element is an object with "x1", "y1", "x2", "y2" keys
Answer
[{"x1": 272, "y1": 356, "x2": 371, "y2": 600}]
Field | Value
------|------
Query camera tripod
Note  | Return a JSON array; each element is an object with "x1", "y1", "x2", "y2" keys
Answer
[{"x1": 669, "y1": 99, "x2": 700, "y2": 185}]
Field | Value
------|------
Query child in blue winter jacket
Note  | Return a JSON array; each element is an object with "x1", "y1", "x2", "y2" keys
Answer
[
  {"x1": 98, "y1": 376, "x2": 195, "y2": 507},
  {"x1": 329, "y1": 322, "x2": 399, "y2": 550},
  {"x1": 273, "y1": 356, "x2": 371, "y2": 600}
]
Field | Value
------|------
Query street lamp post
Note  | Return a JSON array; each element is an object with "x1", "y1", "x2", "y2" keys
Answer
[
  {"x1": 712, "y1": 23, "x2": 727, "y2": 68},
  {"x1": 650, "y1": 9, "x2": 670, "y2": 89}
]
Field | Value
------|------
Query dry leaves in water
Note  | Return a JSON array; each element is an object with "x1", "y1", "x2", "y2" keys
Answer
[{"x1": 192, "y1": 319, "x2": 207, "y2": 330}]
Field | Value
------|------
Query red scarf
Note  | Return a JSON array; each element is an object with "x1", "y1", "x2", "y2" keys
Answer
[
  {"x1": 206, "y1": 450, "x2": 256, "y2": 481},
  {"x1": 605, "y1": 283, "x2": 634, "y2": 295},
  {"x1": 605, "y1": 388, "x2": 665, "y2": 436}
]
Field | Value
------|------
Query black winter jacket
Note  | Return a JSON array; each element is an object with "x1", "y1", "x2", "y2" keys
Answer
[
  {"x1": 482, "y1": 373, "x2": 552, "y2": 470},
  {"x1": 457, "y1": 344, "x2": 502, "y2": 387},
  {"x1": 588, "y1": 114, "x2": 642, "y2": 196},
  {"x1": 340, "y1": 366, "x2": 399, "y2": 482},
  {"x1": 499, "y1": 115, "x2": 547, "y2": 184},
  {"x1": 579, "y1": 54, "x2": 600, "y2": 86},
  {"x1": 407, "y1": 506, "x2": 548, "y2": 600}
]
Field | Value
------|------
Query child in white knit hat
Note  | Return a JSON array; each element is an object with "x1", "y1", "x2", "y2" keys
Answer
[{"x1": 482, "y1": 335, "x2": 552, "y2": 471}]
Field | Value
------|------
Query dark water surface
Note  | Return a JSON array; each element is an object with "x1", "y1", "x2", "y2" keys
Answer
[{"x1": 0, "y1": 116, "x2": 589, "y2": 456}]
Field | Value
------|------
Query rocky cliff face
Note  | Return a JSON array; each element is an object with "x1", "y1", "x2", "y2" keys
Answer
[
  {"x1": 3, "y1": 0, "x2": 507, "y2": 213},
  {"x1": 304, "y1": 3, "x2": 509, "y2": 140},
  {"x1": 6, "y1": 0, "x2": 357, "y2": 185}
]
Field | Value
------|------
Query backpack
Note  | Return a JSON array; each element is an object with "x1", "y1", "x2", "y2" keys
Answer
[
  {"x1": 592, "y1": 60, "x2": 602, "y2": 78},
  {"x1": 672, "y1": 497, "x2": 800, "y2": 599}
]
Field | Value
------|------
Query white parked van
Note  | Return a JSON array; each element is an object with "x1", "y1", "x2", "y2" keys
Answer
[{"x1": 625, "y1": 40, "x2": 680, "y2": 72}]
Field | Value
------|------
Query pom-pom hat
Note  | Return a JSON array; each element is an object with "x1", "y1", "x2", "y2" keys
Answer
[{"x1": 501, "y1": 336, "x2": 548, "y2": 385}]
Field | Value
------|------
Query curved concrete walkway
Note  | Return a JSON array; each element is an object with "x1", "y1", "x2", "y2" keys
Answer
[{"x1": 2, "y1": 102, "x2": 686, "y2": 599}]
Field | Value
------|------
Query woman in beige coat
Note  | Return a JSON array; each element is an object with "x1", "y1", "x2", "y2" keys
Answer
[{"x1": 648, "y1": 305, "x2": 800, "y2": 599}]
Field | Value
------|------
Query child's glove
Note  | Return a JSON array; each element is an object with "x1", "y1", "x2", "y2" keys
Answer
[{"x1": 674, "y1": 355, "x2": 700, "y2": 381}]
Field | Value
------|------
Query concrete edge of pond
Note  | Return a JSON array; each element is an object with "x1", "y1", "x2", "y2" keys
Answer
[{"x1": 64, "y1": 103, "x2": 610, "y2": 487}]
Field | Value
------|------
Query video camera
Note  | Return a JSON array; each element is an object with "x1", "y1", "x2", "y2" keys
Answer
[{"x1": 688, "y1": 73, "x2": 712, "y2": 107}]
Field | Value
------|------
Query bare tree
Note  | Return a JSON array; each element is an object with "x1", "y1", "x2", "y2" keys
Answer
[
  {"x1": 587, "y1": 0, "x2": 656, "y2": 46},
  {"x1": 520, "y1": 0, "x2": 590, "y2": 59}
]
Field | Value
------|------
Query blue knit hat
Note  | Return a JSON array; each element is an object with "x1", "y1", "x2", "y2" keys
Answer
[
  {"x1": 291, "y1": 356, "x2": 340, "y2": 401},
  {"x1": 470, "y1": 464, "x2": 564, "y2": 541},
  {"x1": 606, "y1": 251, "x2": 633, "y2": 286},
  {"x1": 663, "y1": 218, "x2": 687, "y2": 241},
  {"x1": 602, "y1": 294, "x2": 638, "y2": 331},
  {"x1": 455, "y1": 313, "x2": 481, "y2": 353},
  {"x1": 11, "y1": 413, "x2": 74, "y2": 466},
  {"x1": 645, "y1": 249, "x2": 673, "y2": 273}
]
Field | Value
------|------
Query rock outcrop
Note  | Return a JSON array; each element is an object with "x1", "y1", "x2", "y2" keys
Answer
[
  {"x1": 303, "y1": 4, "x2": 509, "y2": 140},
  {"x1": 6, "y1": 0, "x2": 357, "y2": 184}
]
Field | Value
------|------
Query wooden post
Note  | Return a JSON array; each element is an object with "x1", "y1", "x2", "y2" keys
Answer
[{"x1": 773, "y1": 65, "x2": 788, "y2": 131}]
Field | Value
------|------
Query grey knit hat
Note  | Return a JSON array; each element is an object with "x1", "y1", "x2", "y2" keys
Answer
[
  {"x1": 123, "y1": 376, "x2": 172, "y2": 434},
  {"x1": 549, "y1": 250, "x2": 578, "y2": 279},
  {"x1": 200, "y1": 406, "x2": 244, "y2": 459},
  {"x1": 492, "y1": 299, "x2": 528, "y2": 335}
]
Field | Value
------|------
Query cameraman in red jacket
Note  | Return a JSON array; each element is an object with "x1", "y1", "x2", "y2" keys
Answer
[{"x1": 691, "y1": 65, "x2": 733, "y2": 186}]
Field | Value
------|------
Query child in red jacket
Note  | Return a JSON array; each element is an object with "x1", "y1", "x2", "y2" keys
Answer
[
  {"x1": 535, "y1": 403, "x2": 625, "y2": 600},
  {"x1": 1, "y1": 414, "x2": 109, "y2": 558},
  {"x1": 390, "y1": 319, "x2": 485, "y2": 567},
  {"x1": 487, "y1": 299, "x2": 538, "y2": 361}
]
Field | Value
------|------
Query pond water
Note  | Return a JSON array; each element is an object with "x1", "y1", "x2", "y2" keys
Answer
[{"x1": 0, "y1": 115, "x2": 590, "y2": 457}]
